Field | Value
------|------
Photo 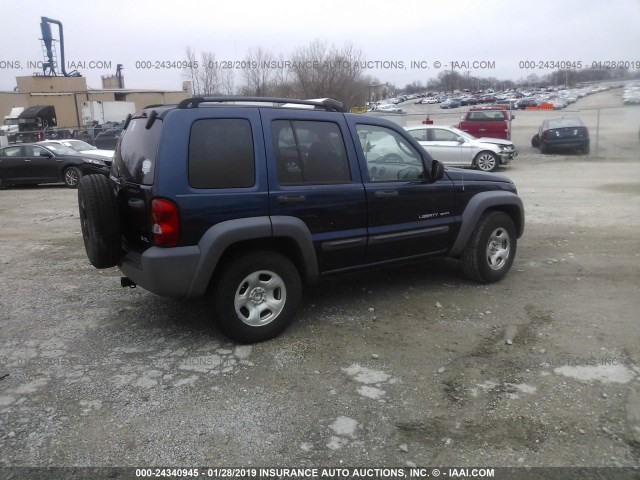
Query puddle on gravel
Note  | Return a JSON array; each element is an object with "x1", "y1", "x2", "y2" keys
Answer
[{"x1": 554, "y1": 363, "x2": 636, "y2": 384}]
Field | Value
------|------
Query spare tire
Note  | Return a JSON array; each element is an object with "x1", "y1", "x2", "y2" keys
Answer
[{"x1": 78, "y1": 174, "x2": 121, "y2": 268}]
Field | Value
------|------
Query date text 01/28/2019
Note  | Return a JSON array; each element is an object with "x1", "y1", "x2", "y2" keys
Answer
[{"x1": 519, "y1": 60, "x2": 640, "y2": 70}]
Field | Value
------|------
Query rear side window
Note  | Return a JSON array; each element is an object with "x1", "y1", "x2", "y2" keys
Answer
[
  {"x1": 1, "y1": 146, "x2": 23, "y2": 157},
  {"x1": 272, "y1": 120, "x2": 351, "y2": 185},
  {"x1": 189, "y1": 119, "x2": 255, "y2": 189}
]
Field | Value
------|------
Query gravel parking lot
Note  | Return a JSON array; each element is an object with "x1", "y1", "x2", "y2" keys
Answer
[{"x1": 1, "y1": 90, "x2": 639, "y2": 471}]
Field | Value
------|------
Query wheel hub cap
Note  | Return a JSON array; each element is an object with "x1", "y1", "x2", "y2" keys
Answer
[
  {"x1": 249, "y1": 287, "x2": 267, "y2": 305},
  {"x1": 234, "y1": 270, "x2": 286, "y2": 327},
  {"x1": 486, "y1": 228, "x2": 511, "y2": 270}
]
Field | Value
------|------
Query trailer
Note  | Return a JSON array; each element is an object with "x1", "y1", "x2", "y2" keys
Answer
[{"x1": 82, "y1": 101, "x2": 136, "y2": 126}]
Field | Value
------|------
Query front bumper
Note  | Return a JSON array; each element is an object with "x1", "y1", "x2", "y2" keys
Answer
[
  {"x1": 82, "y1": 164, "x2": 111, "y2": 176},
  {"x1": 498, "y1": 149, "x2": 517, "y2": 165}
]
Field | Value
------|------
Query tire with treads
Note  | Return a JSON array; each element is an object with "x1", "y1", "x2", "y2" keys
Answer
[
  {"x1": 462, "y1": 211, "x2": 517, "y2": 283},
  {"x1": 211, "y1": 250, "x2": 302, "y2": 343},
  {"x1": 78, "y1": 174, "x2": 121, "y2": 268}
]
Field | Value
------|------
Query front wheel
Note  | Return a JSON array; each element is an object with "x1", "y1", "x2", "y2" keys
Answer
[
  {"x1": 212, "y1": 251, "x2": 302, "y2": 343},
  {"x1": 63, "y1": 167, "x2": 81, "y2": 188},
  {"x1": 474, "y1": 151, "x2": 498, "y2": 172},
  {"x1": 462, "y1": 211, "x2": 517, "y2": 283}
]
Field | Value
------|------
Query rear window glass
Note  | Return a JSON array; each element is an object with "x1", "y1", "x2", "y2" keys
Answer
[
  {"x1": 114, "y1": 118, "x2": 162, "y2": 185},
  {"x1": 547, "y1": 118, "x2": 584, "y2": 129},
  {"x1": 468, "y1": 111, "x2": 506, "y2": 121},
  {"x1": 188, "y1": 119, "x2": 255, "y2": 189}
]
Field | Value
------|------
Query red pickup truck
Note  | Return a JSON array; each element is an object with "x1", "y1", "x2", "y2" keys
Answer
[{"x1": 456, "y1": 106, "x2": 513, "y2": 140}]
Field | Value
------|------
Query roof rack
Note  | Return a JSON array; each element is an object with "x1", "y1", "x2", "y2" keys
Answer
[{"x1": 176, "y1": 96, "x2": 345, "y2": 112}]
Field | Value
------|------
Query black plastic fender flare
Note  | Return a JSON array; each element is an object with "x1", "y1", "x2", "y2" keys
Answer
[{"x1": 448, "y1": 191, "x2": 525, "y2": 257}]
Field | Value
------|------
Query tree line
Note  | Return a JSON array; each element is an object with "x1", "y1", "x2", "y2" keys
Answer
[
  {"x1": 183, "y1": 41, "x2": 640, "y2": 107},
  {"x1": 183, "y1": 40, "x2": 378, "y2": 110}
]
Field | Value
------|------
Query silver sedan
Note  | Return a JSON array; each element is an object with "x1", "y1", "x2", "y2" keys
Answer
[{"x1": 405, "y1": 125, "x2": 517, "y2": 172}]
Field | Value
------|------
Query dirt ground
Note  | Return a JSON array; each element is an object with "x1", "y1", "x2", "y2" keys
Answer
[{"x1": 0, "y1": 89, "x2": 639, "y2": 473}]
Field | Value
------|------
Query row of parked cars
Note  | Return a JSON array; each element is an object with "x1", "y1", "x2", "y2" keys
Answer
[
  {"x1": 623, "y1": 83, "x2": 640, "y2": 105},
  {"x1": 392, "y1": 83, "x2": 623, "y2": 111},
  {"x1": 435, "y1": 86, "x2": 615, "y2": 111}
]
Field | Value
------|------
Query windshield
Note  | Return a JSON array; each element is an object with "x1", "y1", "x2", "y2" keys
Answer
[
  {"x1": 40, "y1": 143, "x2": 80, "y2": 156},
  {"x1": 61, "y1": 140, "x2": 96, "y2": 151},
  {"x1": 448, "y1": 126, "x2": 476, "y2": 141}
]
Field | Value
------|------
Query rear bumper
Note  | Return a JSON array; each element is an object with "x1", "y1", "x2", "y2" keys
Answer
[
  {"x1": 543, "y1": 139, "x2": 589, "y2": 150},
  {"x1": 119, "y1": 245, "x2": 201, "y2": 298}
]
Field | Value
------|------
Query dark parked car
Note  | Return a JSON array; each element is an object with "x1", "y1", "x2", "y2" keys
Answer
[
  {"x1": 516, "y1": 98, "x2": 539, "y2": 110},
  {"x1": 531, "y1": 117, "x2": 590, "y2": 154},
  {"x1": 440, "y1": 99, "x2": 462, "y2": 109},
  {"x1": 0, "y1": 142, "x2": 108, "y2": 189}
]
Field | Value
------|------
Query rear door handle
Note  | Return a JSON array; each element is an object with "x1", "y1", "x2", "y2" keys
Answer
[
  {"x1": 277, "y1": 195, "x2": 306, "y2": 205},
  {"x1": 374, "y1": 190, "x2": 398, "y2": 198}
]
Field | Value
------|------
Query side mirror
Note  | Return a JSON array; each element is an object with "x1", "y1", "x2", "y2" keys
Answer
[
  {"x1": 41, "y1": 152, "x2": 53, "y2": 158},
  {"x1": 457, "y1": 137, "x2": 465, "y2": 144},
  {"x1": 510, "y1": 114, "x2": 515, "y2": 120},
  {"x1": 428, "y1": 159, "x2": 445, "y2": 182}
]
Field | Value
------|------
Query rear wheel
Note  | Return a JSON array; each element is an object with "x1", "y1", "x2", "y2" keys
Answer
[
  {"x1": 474, "y1": 151, "x2": 498, "y2": 172},
  {"x1": 462, "y1": 211, "x2": 517, "y2": 283},
  {"x1": 212, "y1": 251, "x2": 302, "y2": 343},
  {"x1": 531, "y1": 134, "x2": 540, "y2": 147},
  {"x1": 63, "y1": 167, "x2": 81, "y2": 188},
  {"x1": 582, "y1": 144, "x2": 590, "y2": 154},
  {"x1": 78, "y1": 174, "x2": 121, "y2": 268}
]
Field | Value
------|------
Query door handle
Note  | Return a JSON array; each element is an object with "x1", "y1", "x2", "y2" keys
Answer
[
  {"x1": 374, "y1": 190, "x2": 398, "y2": 198},
  {"x1": 277, "y1": 195, "x2": 306, "y2": 205},
  {"x1": 24, "y1": 159, "x2": 31, "y2": 162}
]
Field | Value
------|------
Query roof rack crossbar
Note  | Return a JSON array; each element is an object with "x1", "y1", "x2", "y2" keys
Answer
[{"x1": 176, "y1": 96, "x2": 344, "y2": 112}]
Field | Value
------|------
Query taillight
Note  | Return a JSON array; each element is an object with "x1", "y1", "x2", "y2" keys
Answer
[{"x1": 151, "y1": 199, "x2": 179, "y2": 247}]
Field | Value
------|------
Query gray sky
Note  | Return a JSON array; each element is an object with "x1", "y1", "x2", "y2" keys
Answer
[{"x1": 1, "y1": 0, "x2": 639, "y2": 91}]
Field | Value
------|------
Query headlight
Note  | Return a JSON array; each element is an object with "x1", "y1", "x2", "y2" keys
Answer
[{"x1": 84, "y1": 159, "x2": 104, "y2": 165}]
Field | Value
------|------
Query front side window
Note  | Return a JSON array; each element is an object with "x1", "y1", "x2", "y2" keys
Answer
[
  {"x1": 29, "y1": 146, "x2": 51, "y2": 157},
  {"x1": 430, "y1": 129, "x2": 460, "y2": 142},
  {"x1": 272, "y1": 120, "x2": 351, "y2": 185},
  {"x1": 356, "y1": 125, "x2": 424, "y2": 182},
  {"x1": 407, "y1": 129, "x2": 427, "y2": 142},
  {"x1": 189, "y1": 119, "x2": 255, "y2": 189}
]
